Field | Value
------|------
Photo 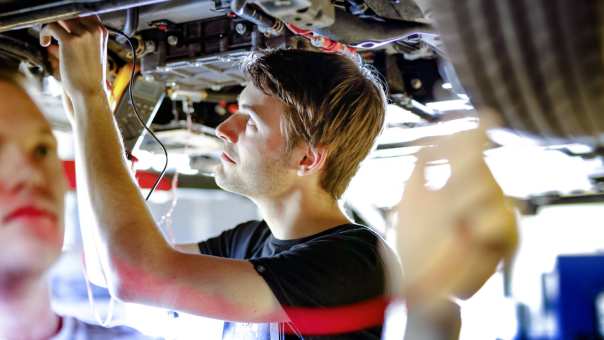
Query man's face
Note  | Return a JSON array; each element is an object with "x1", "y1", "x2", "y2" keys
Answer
[
  {"x1": 0, "y1": 81, "x2": 66, "y2": 279},
  {"x1": 214, "y1": 83, "x2": 299, "y2": 199}
]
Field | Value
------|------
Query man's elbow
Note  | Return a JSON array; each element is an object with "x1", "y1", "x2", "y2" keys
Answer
[
  {"x1": 107, "y1": 280, "x2": 131, "y2": 302},
  {"x1": 104, "y1": 268, "x2": 139, "y2": 303},
  {"x1": 104, "y1": 257, "x2": 152, "y2": 304}
]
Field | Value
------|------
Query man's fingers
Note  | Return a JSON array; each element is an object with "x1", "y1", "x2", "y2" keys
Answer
[
  {"x1": 40, "y1": 22, "x2": 70, "y2": 46},
  {"x1": 46, "y1": 45, "x2": 61, "y2": 79},
  {"x1": 466, "y1": 200, "x2": 518, "y2": 251},
  {"x1": 446, "y1": 159, "x2": 500, "y2": 197},
  {"x1": 444, "y1": 129, "x2": 487, "y2": 167},
  {"x1": 47, "y1": 44, "x2": 59, "y2": 58},
  {"x1": 449, "y1": 195, "x2": 518, "y2": 263},
  {"x1": 79, "y1": 15, "x2": 108, "y2": 42},
  {"x1": 445, "y1": 177, "x2": 500, "y2": 217},
  {"x1": 413, "y1": 130, "x2": 487, "y2": 178},
  {"x1": 58, "y1": 18, "x2": 87, "y2": 35},
  {"x1": 79, "y1": 15, "x2": 103, "y2": 30},
  {"x1": 40, "y1": 18, "x2": 88, "y2": 46},
  {"x1": 40, "y1": 32, "x2": 52, "y2": 47}
]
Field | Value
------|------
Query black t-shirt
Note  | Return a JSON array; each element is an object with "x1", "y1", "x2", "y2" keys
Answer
[{"x1": 197, "y1": 220, "x2": 397, "y2": 340}]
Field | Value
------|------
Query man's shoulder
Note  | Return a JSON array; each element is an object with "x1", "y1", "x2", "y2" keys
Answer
[
  {"x1": 226, "y1": 219, "x2": 270, "y2": 240},
  {"x1": 231, "y1": 221, "x2": 377, "y2": 242},
  {"x1": 232, "y1": 219, "x2": 266, "y2": 231},
  {"x1": 275, "y1": 223, "x2": 388, "y2": 264},
  {"x1": 210, "y1": 219, "x2": 266, "y2": 243},
  {"x1": 308, "y1": 223, "x2": 382, "y2": 244},
  {"x1": 198, "y1": 220, "x2": 269, "y2": 257},
  {"x1": 294, "y1": 223, "x2": 399, "y2": 278}
]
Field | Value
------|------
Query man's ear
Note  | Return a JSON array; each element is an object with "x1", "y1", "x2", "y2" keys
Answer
[{"x1": 297, "y1": 144, "x2": 328, "y2": 176}]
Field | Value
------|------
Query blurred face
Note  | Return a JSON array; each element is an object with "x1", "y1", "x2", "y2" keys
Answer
[
  {"x1": 214, "y1": 84, "x2": 298, "y2": 199},
  {"x1": 0, "y1": 81, "x2": 66, "y2": 279}
]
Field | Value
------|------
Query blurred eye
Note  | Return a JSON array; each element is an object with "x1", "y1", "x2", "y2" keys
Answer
[{"x1": 33, "y1": 143, "x2": 51, "y2": 159}]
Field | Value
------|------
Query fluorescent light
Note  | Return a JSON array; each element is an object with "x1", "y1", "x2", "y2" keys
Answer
[
  {"x1": 385, "y1": 104, "x2": 422, "y2": 125},
  {"x1": 376, "y1": 117, "x2": 479, "y2": 145},
  {"x1": 425, "y1": 99, "x2": 473, "y2": 112},
  {"x1": 550, "y1": 143, "x2": 593, "y2": 154},
  {"x1": 424, "y1": 163, "x2": 451, "y2": 191},
  {"x1": 486, "y1": 128, "x2": 541, "y2": 147}
]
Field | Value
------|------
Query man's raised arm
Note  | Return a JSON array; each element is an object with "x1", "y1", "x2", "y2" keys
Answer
[{"x1": 40, "y1": 16, "x2": 287, "y2": 323}]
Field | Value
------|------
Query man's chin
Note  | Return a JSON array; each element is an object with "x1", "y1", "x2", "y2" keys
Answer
[
  {"x1": 215, "y1": 173, "x2": 253, "y2": 198},
  {"x1": 214, "y1": 171, "x2": 236, "y2": 192}
]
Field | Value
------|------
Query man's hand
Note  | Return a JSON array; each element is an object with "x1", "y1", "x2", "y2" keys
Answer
[
  {"x1": 40, "y1": 17, "x2": 108, "y2": 103},
  {"x1": 395, "y1": 119, "x2": 518, "y2": 306}
]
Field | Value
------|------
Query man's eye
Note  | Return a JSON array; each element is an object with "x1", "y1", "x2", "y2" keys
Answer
[{"x1": 33, "y1": 144, "x2": 50, "y2": 159}]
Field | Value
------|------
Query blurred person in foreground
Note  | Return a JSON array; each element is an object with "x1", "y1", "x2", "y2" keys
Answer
[
  {"x1": 0, "y1": 63, "x2": 156, "y2": 340},
  {"x1": 382, "y1": 118, "x2": 519, "y2": 340}
]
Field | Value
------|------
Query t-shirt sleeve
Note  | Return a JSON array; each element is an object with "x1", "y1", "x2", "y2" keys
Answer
[
  {"x1": 249, "y1": 229, "x2": 388, "y2": 308},
  {"x1": 197, "y1": 228, "x2": 235, "y2": 257},
  {"x1": 197, "y1": 220, "x2": 260, "y2": 257}
]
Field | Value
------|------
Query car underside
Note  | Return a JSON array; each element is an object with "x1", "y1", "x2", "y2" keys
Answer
[{"x1": 0, "y1": 0, "x2": 602, "y2": 212}]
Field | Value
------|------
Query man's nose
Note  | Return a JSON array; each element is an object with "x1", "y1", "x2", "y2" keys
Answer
[
  {"x1": 215, "y1": 114, "x2": 243, "y2": 144},
  {"x1": 0, "y1": 144, "x2": 45, "y2": 195}
]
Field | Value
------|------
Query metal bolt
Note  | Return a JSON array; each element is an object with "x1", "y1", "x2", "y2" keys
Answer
[
  {"x1": 167, "y1": 35, "x2": 179, "y2": 46},
  {"x1": 235, "y1": 23, "x2": 247, "y2": 35},
  {"x1": 144, "y1": 40, "x2": 156, "y2": 53},
  {"x1": 411, "y1": 78, "x2": 422, "y2": 90}
]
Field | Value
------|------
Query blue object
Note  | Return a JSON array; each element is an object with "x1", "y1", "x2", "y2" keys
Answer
[{"x1": 554, "y1": 255, "x2": 604, "y2": 340}]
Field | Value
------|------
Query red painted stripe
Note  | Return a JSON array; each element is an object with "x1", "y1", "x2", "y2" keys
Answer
[
  {"x1": 61, "y1": 160, "x2": 172, "y2": 191},
  {"x1": 282, "y1": 296, "x2": 390, "y2": 335}
]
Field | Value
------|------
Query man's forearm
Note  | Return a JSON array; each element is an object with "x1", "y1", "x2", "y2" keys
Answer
[
  {"x1": 67, "y1": 93, "x2": 285, "y2": 322},
  {"x1": 71, "y1": 92, "x2": 171, "y2": 285}
]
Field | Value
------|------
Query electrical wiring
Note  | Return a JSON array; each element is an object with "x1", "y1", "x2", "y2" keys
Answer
[{"x1": 105, "y1": 25, "x2": 169, "y2": 201}]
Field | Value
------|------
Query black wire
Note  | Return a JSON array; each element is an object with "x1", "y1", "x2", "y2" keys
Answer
[{"x1": 105, "y1": 26, "x2": 169, "y2": 201}]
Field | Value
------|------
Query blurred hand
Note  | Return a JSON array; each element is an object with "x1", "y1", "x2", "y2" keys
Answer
[
  {"x1": 395, "y1": 118, "x2": 518, "y2": 305},
  {"x1": 40, "y1": 17, "x2": 108, "y2": 104}
]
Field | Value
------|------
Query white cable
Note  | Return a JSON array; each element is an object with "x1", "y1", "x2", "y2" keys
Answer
[{"x1": 81, "y1": 255, "x2": 116, "y2": 327}]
